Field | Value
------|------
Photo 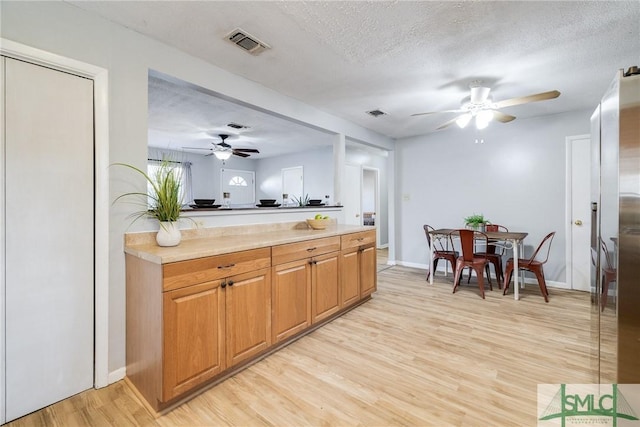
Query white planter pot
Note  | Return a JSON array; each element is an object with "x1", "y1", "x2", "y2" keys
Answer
[{"x1": 156, "y1": 221, "x2": 181, "y2": 247}]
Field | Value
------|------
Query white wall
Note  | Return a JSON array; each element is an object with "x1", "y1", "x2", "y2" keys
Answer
[
  {"x1": 0, "y1": 1, "x2": 392, "y2": 378},
  {"x1": 346, "y1": 145, "x2": 389, "y2": 246},
  {"x1": 394, "y1": 109, "x2": 591, "y2": 284},
  {"x1": 255, "y1": 146, "x2": 334, "y2": 203}
]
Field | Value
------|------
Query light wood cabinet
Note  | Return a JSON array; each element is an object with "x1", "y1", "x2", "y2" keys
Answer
[
  {"x1": 126, "y1": 228, "x2": 376, "y2": 412},
  {"x1": 272, "y1": 259, "x2": 311, "y2": 343},
  {"x1": 225, "y1": 268, "x2": 271, "y2": 367},
  {"x1": 272, "y1": 236, "x2": 340, "y2": 342},
  {"x1": 311, "y1": 251, "x2": 341, "y2": 323},
  {"x1": 163, "y1": 280, "x2": 225, "y2": 401},
  {"x1": 340, "y1": 249, "x2": 361, "y2": 307},
  {"x1": 340, "y1": 230, "x2": 377, "y2": 303}
]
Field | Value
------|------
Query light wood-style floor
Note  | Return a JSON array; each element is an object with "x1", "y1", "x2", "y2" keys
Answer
[{"x1": 6, "y1": 264, "x2": 595, "y2": 427}]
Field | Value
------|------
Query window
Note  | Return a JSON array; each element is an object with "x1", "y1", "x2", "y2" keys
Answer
[
  {"x1": 229, "y1": 176, "x2": 248, "y2": 186},
  {"x1": 147, "y1": 160, "x2": 190, "y2": 206}
]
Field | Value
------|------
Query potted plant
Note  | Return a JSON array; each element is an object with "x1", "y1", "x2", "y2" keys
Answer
[
  {"x1": 113, "y1": 160, "x2": 189, "y2": 247},
  {"x1": 464, "y1": 213, "x2": 489, "y2": 232}
]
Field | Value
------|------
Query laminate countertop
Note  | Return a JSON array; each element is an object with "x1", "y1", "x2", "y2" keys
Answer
[{"x1": 125, "y1": 223, "x2": 375, "y2": 264}]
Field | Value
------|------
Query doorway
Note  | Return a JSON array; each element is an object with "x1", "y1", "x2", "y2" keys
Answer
[
  {"x1": 566, "y1": 135, "x2": 591, "y2": 292},
  {"x1": 221, "y1": 168, "x2": 255, "y2": 207}
]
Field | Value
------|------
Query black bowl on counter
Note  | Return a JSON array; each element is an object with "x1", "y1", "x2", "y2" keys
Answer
[
  {"x1": 193, "y1": 199, "x2": 215, "y2": 206},
  {"x1": 259, "y1": 199, "x2": 277, "y2": 205},
  {"x1": 308, "y1": 199, "x2": 323, "y2": 205}
]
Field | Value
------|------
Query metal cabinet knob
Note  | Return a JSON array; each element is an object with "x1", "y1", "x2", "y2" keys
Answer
[{"x1": 574, "y1": 219, "x2": 583, "y2": 226}]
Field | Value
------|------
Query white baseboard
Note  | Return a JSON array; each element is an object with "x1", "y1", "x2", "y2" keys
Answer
[{"x1": 108, "y1": 367, "x2": 126, "y2": 384}]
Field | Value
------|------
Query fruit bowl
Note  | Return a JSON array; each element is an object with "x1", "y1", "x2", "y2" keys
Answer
[{"x1": 306, "y1": 218, "x2": 329, "y2": 230}]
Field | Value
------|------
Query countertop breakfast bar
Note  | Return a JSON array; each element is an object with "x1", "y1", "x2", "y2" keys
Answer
[{"x1": 124, "y1": 221, "x2": 377, "y2": 414}]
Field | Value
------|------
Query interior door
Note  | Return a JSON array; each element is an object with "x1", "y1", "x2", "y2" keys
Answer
[
  {"x1": 569, "y1": 136, "x2": 592, "y2": 291},
  {"x1": 221, "y1": 168, "x2": 255, "y2": 206},
  {"x1": 343, "y1": 164, "x2": 362, "y2": 225},
  {"x1": 4, "y1": 57, "x2": 94, "y2": 421}
]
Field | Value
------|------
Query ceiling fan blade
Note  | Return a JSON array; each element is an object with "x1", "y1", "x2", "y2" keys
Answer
[
  {"x1": 233, "y1": 148, "x2": 260, "y2": 153},
  {"x1": 492, "y1": 110, "x2": 516, "y2": 123},
  {"x1": 411, "y1": 109, "x2": 463, "y2": 117},
  {"x1": 183, "y1": 146, "x2": 212, "y2": 151},
  {"x1": 232, "y1": 151, "x2": 251, "y2": 158},
  {"x1": 436, "y1": 115, "x2": 464, "y2": 130},
  {"x1": 493, "y1": 90, "x2": 560, "y2": 109}
]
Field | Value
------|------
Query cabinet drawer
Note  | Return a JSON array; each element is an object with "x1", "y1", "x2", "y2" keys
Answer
[
  {"x1": 272, "y1": 236, "x2": 340, "y2": 265},
  {"x1": 341, "y1": 230, "x2": 376, "y2": 250},
  {"x1": 163, "y1": 247, "x2": 271, "y2": 291}
]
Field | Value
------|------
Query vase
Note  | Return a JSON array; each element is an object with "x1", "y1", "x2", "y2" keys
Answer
[{"x1": 156, "y1": 221, "x2": 181, "y2": 247}]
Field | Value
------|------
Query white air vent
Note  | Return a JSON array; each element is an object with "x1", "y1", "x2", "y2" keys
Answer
[{"x1": 225, "y1": 28, "x2": 270, "y2": 55}]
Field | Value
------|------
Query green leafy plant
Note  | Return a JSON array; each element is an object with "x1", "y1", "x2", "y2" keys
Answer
[
  {"x1": 464, "y1": 213, "x2": 488, "y2": 226},
  {"x1": 113, "y1": 160, "x2": 186, "y2": 224},
  {"x1": 291, "y1": 193, "x2": 310, "y2": 207}
]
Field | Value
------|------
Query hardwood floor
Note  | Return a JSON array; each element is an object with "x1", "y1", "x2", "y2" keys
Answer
[{"x1": 6, "y1": 265, "x2": 595, "y2": 426}]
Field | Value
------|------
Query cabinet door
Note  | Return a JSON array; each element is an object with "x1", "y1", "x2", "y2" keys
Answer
[
  {"x1": 272, "y1": 259, "x2": 311, "y2": 343},
  {"x1": 360, "y1": 245, "x2": 377, "y2": 297},
  {"x1": 340, "y1": 249, "x2": 360, "y2": 307},
  {"x1": 163, "y1": 280, "x2": 225, "y2": 401},
  {"x1": 226, "y1": 268, "x2": 272, "y2": 367},
  {"x1": 312, "y1": 252, "x2": 341, "y2": 323}
]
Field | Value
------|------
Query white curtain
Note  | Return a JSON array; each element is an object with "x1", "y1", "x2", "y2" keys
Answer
[{"x1": 182, "y1": 161, "x2": 193, "y2": 205}]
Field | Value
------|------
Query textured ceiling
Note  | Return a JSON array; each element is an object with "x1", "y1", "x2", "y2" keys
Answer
[{"x1": 68, "y1": 0, "x2": 640, "y2": 155}]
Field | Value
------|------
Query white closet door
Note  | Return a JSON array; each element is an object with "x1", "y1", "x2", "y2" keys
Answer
[{"x1": 4, "y1": 58, "x2": 94, "y2": 421}]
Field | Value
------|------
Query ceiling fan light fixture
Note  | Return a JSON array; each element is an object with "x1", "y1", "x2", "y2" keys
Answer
[
  {"x1": 456, "y1": 113, "x2": 472, "y2": 128},
  {"x1": 214, "y1": 150, "x2": 232, "y2": 160},
  {"x1": 476, "y1": 109, "x2": 494, "y2": 123},
  {"x1": 475, "y1": 116, "x2": 490, "y2": 130}
]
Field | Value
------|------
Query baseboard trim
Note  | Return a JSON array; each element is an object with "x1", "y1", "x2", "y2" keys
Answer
[{"x1": 108, "y1": 367, "x2": 126, "y2": 385}]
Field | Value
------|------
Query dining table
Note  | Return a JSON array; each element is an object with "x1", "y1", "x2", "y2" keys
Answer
[{"x1": 427, "y1": 228, "x2": 529, "y2": 300}]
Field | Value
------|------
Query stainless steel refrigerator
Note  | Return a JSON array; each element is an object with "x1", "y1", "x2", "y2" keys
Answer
[{"x1": 590, "y1": 66, "x2": 640, "y2": 383}]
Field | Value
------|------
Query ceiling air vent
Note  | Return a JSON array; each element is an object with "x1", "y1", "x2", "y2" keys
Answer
[
  {"x1": 226, "y1": 28, "x2": 270, "y2": 55},
  {"x1": 367, "y1": 109, "x2": 387, "y2": 117},
  {"x1": 227, "y1": 122, "x2": 249, "y2": 130}
]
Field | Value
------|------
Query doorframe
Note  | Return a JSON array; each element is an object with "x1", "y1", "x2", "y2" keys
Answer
[
  {"x1": 565, "y1": 134, "x2": 591, "y2": 291},
  {"x1": 362, "y1": 166, "x2": 381, "y2": 246},
  {"x1": 0, "y1": 39, "x2": 111, "y2": 410}
]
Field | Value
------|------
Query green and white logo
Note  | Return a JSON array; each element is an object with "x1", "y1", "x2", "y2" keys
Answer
[{"x1": 538, "y1": 384, "x2": 640, "y2": 426}]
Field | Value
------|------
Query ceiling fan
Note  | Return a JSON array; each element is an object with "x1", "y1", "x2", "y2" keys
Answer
[
  {"x1": 411, "y1": 81, "x2": 560, "y2": 130},
  {"x1": 184, "y1": 134, "x2": 260, "y2": 160}
]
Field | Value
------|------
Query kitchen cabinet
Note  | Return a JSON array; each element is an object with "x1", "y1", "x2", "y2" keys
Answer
[
  {"x1": 340, "y1": 230, "x2": 377, "y2": 305},
  {"x1": 163, "y1": 280, "x2": 225, "y2": 400},
  {"x1": 271, "y1": 236, "x2": 340, "y2": 342},
  {"x1": 311, "y1": 252, "x2": 341, "y2": 323},
  {"x1": 125, "y1": 225, "x2": 376, "y2": 412},
  {"x1": 225, "y1": 268, "x2": 271, "y2": 367}
]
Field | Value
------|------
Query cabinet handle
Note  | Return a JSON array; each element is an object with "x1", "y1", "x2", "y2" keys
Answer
[
  {"x1": 306, "y1": 247, "x2": 317, "y2": 252},
  {"x1": 357, "y1": 237, "x2": 364, "y2": 242},
  {"x1": 221, "y1": 281, "x2": 227, "y2": 288},
  {"x1": 227, "y1": 280, "x2": 234, "y2": 287},
  {"x1": 217, "y1": 263, "x2": 236, "y2": 269}
]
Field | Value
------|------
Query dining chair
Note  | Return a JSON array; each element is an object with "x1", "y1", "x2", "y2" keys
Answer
[
  {"x1": 600, "y1": 237, "x2": 617, "y2": 312},
  {"x1": 453, "y1": 229, "x2": 491, "y2": 299},
  {"x1": 472, "y1": 224, "x2": 508, "y2": 287},
  {"x1": 423, "y1": 225, "x2": 458, "y2": 281},
  {"x1": 502, "y1": 231, "x2": 555, "y2": 302}
]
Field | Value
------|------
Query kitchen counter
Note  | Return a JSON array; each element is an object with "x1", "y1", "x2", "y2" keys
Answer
[{"x1": 125, "y1": 221, "x2": 374, "y2": 264}]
